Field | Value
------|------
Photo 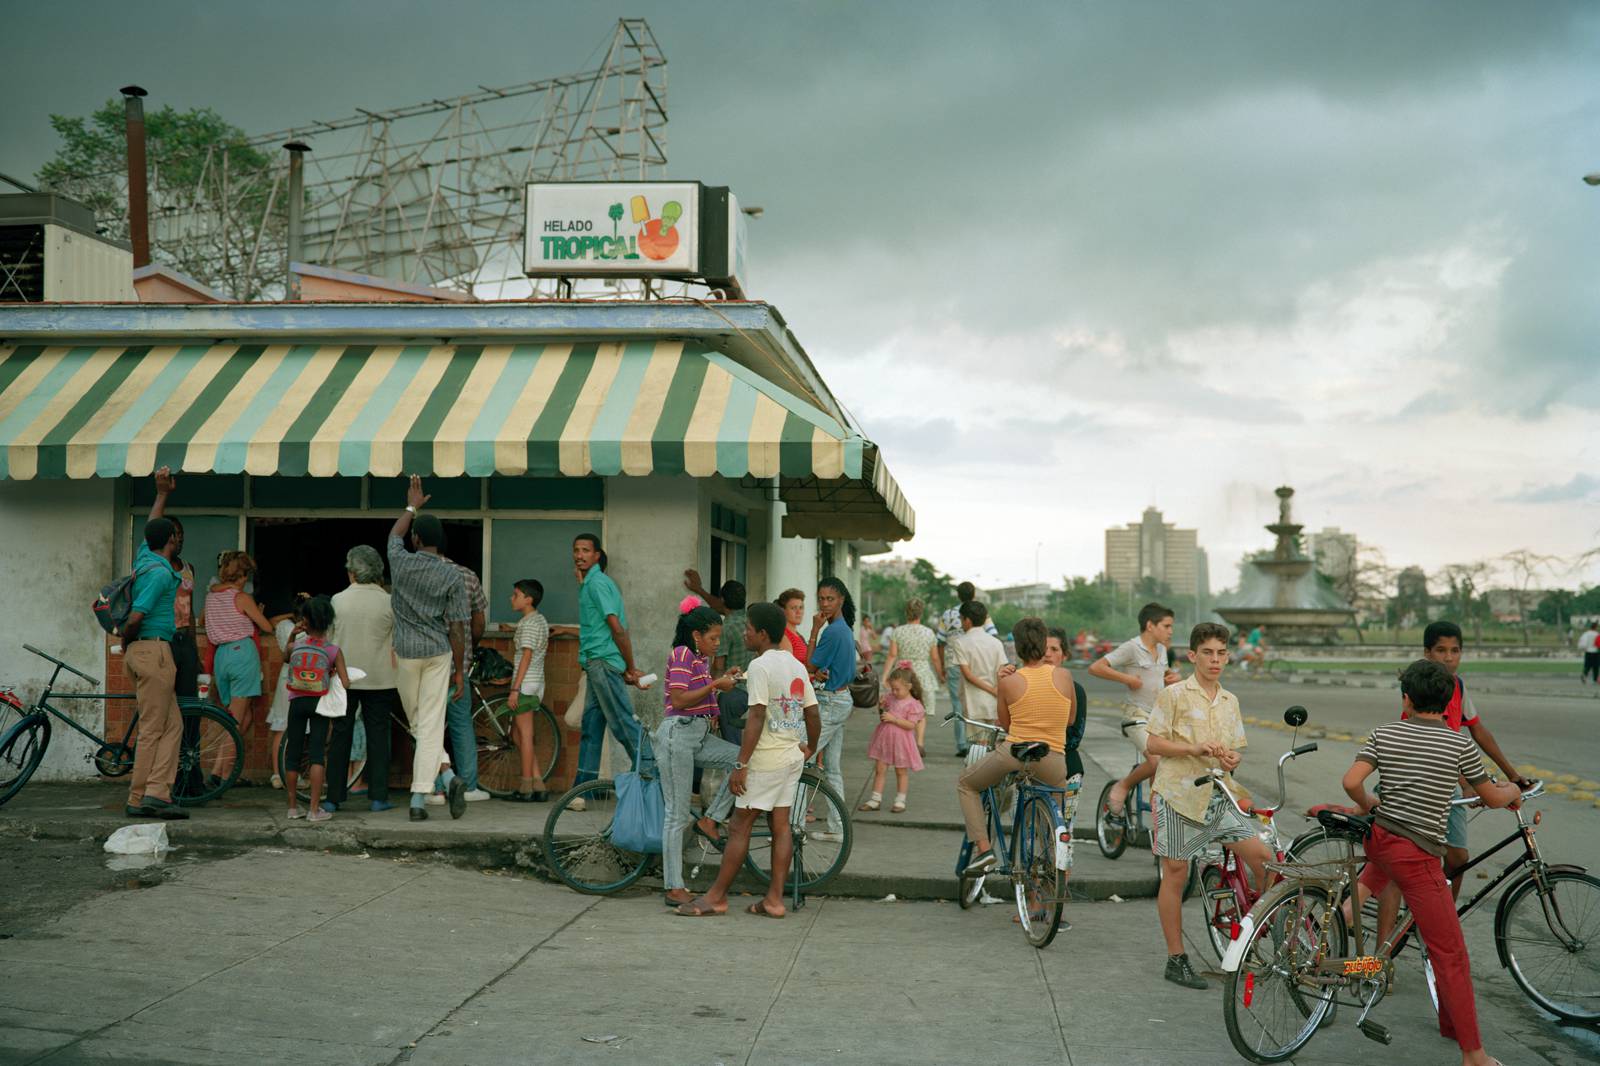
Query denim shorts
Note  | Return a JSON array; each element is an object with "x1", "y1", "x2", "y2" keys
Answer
[{"x1": 212, "y1": 638, "x2": 262, "y2": 705}]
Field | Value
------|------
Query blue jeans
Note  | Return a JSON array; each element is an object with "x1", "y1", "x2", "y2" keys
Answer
[
  {"x1": 575, "y1": 660, "x2": 648, "y2": 784},
  {"x1": 814, "y1": 689, "x2": 854, "y2": 833},
  {"x1": 654, "y1": 716, "x2": 738, "y2": 890},
  {"x1": 444, "y1": 679, "x2": 478, "y2": 792},
  {"x1": 945, "y1": 662, "x2": 967, "y2": 753}
]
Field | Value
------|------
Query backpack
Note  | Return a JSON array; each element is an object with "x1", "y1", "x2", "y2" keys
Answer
[
  {"x1": 93, "y1": 564, "x2": 160, "y2": 636},
  {"x1": 472, "y1": 645, "x2": 515, "y2": 683},
  {"x1": 287, "y1": 641, "x2": 336, "y2": 695}
]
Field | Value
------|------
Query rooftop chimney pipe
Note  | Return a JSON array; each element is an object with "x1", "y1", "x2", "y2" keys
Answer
[
  {"x1": 121, "y1": 86, "x2": 150, "y2": 268},
  {"x1": 284, "y1": 141, "x2": 310, "y2": 300}
]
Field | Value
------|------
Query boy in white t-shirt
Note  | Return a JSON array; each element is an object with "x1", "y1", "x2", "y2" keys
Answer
[
  {"x1": 506, "y1": 579, "x2": 549, "y2": 802},
  {"x1": 677, "y1": 602, "x2": 819, "y2": 920}
]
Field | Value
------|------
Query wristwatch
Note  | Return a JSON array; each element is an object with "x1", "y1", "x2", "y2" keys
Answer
[
  {"x1": 405, "y1": 505, "x2": 417, "y2": 514},
  {"x1": 733, "y1": 761, "x2": 747, "y2": 771}
]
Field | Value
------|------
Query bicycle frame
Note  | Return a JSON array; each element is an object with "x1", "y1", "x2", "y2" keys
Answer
[{"x1": 949, "y1": 711, "x2": 1068, "y2": 883}]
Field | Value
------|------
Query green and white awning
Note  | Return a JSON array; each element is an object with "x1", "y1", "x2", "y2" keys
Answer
[{"x1": 0, "y1": 338, "x2": 913, "y2": 538}]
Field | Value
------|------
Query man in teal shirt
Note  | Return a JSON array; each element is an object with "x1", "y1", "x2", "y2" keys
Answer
[
  {"x1": 122, "y1": 488, "x2": 189, "y2": 820},
  {"x1": 572, "y1": 533, "x2": 645, "y2": 785}
]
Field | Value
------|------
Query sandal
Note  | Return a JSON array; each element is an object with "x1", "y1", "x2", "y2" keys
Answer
[
  {"x1": 692, "y1": 821, "x2": 726, "y2": 850},
  {"x1": 858, "y1": 798, "x2": 881, "y2": 812},
  {"x1": 746, "y1": 901, "x2": 786, "y2": 919},
  {"x1": 674, "y1": 899, "x2": 726, "y2": 917},
  {"x1": 890, "y1": 801, "x2": 906, "y2": 813}
]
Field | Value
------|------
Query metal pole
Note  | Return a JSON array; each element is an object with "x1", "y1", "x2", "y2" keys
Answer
[
  {"x1": 283, "y1": 141, "x2": 310, "y2": 299},
  {"x1": 121, "y1": 86, "x2": 150, "y2": 268}
]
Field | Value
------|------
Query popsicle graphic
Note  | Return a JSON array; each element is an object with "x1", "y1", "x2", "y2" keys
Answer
[{"x1": 630, "y1": 195, "x2": 650, "y2": 223}]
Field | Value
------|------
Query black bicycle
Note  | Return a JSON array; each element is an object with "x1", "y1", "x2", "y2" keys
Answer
[{"x1": 0, "y1": 644, "x2": 244, "y2": 808}]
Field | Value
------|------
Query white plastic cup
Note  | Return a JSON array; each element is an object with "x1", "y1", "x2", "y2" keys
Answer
[{"x1": 635, "y1": 672, "x2": 658, "y2": 690}]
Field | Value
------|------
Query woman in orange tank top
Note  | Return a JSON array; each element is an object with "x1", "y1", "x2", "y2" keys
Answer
[{"x1": 956, "y1": 618, "x2": 1075, "y2": 878}]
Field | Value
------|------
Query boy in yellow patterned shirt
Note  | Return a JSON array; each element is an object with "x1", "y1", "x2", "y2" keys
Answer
[{"x1": 1144, "y1": 622, "x2": 1270, "y2": 990}]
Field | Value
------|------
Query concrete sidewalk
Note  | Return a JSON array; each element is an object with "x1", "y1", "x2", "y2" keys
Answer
[
  {"x1": 0, "y1": 708, "x2": 1162, "y2": 903},
  {"x1": 1, "y1": 847, "x2": 1592, "y2": 1066}
]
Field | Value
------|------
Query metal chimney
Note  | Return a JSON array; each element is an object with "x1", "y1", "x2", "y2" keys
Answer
[
  {"x1": 120, "y1": 86, "x2": 150, "y2": 268},
  {"x1": 283, "y1": 141, "x2": 310, "y2": 299}
]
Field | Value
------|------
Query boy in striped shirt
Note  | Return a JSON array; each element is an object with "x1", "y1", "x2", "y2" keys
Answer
[{"x1": 1342, "y1": 658, "x2": 1521, "y2": 1066}]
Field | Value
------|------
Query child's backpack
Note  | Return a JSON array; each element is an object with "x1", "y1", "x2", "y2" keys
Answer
[
  {"x1": 93, "y1": 564, "x2": 160, "y2": 635},
  {"x1": 287, "y1": 641, "x2": 335, "y2": 695}
]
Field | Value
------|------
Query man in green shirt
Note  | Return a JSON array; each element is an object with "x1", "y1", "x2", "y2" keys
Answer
[
  {"x1": 573, "y1": 533, "x2": 644, "y2": 785},
  {"x1": 122, "y1": 468, "x2": 189, "y2": 820}
]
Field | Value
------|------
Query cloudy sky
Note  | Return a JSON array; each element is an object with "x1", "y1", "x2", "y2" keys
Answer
[{"x1": 8, "y1": 2, "x2": 1599, "y2": 593}]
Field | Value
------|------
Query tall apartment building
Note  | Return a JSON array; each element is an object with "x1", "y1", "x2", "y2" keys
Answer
[
  {"x1": 1105, "y1": 507, "x2": 1208, "y2": 611},
  {"x1": 1310, "y1": 527, "x2": 1358, "y2": 588}
]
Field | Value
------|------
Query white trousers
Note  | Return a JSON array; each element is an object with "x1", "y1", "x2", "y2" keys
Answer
[{"x1": 396, "y1": 652, "x2": 452, "y2": 795}]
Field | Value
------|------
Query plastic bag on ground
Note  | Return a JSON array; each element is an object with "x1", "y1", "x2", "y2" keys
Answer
[{"x1": 104, "y1": 823, "x2": 169, "y2": 855}]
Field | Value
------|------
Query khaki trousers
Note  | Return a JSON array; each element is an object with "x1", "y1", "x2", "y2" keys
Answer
[
  {"x1": 125, "y1": 640, "x2": 182, "y2": 804},
  {"x1": 957, "y1": 746, "x2": 1067, "y2": 842},
  {"x1": 396, "y1": 653, "x2": 452, "y2": 795}
]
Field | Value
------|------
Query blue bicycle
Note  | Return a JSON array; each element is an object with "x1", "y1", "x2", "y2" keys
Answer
[{"x1": 950, "y1": 713, "x2": 1074, "y2": 948}]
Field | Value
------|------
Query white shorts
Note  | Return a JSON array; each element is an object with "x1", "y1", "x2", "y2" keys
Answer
[
  {"x1": 1120, "y1": 715, "x2": 1150, "y2": 758},
  {"x1": 519, "y1": 678, "x2": 546, "y2": 700},
  {"x1": 736, "y1": 758, "x2": 805, "y2": 812}
]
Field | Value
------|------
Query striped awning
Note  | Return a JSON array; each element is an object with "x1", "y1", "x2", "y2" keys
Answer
[{"x1": 0, "y1": 338, "x2": 913, "y2": 538}]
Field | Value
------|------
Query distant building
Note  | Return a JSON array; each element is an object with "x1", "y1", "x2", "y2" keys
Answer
[
  {"x1": 1486, "y1": 588, "x2": 1553, "y2": 623},
  {"x1": 985, "y1": 582, "x2": 1053, "y2": 611},
  {"x1": 1311, "y1": 527, "x2": 1358, "y2": 588},
  {"x1": 1105, "y1": 507, "x2": 1209, "y2": 612},
  {"x1": 862, "y1": 556, "x2": 917, "y2": 580}
]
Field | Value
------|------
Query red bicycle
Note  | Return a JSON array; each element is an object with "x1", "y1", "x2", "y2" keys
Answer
[{"x1": 1191, "y1": 705, "x2": 1320, "y2": 963}]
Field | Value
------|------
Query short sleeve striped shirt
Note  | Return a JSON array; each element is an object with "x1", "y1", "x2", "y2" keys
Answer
[
  {"x1": 1357, "y1": 716, "x2": 1489, "y2": 856},
  {"x1": 664, "y1": 645, "x2": 716, "y2": 717}
]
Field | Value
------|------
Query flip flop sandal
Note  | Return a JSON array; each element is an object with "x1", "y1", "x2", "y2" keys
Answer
[
  {"x1": 858, "y1": 799, "x2": 881, "y2": 811},
  {"x1": 692, "y1": 823, "x2": 726, "y2": 850},
  {"x1": 746, "y1": 902, "x2": 786, "y2": 919},
  {"x1": 663, "y1": 893, "x2": 696, "y2": 908},
  {"x1": 890, "y1": 802, "x2": 906, "y2": 813},
  {"x1": 674, "y1": 901, "x2": 726, "y2": 917}
]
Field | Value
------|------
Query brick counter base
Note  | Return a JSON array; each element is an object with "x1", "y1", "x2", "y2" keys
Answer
[{"x1": 104, "y1": 629, "x2": 586, "y2": 791}]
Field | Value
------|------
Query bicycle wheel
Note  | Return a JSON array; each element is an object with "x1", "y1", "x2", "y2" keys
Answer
[
  {"x1": 1014, "y1": 795, "x2": 1064, "y2": 948},
  {"x1": 0, "y1": 715, "x2": 49, "y2": 807},
  {"x1": 1196, "y1": 861, "x2": 1241, "y2": 963},
  {"x1": 1496, "y1": 868, "x2": 1600, "y2": 1023},
  {"x1": 741, "y1": 768, "x2": 852, "y2": 891},
  {"x1": 474, "y1": 698, "x2": 561, "y2": 797},
  {"x1": 275, "y1": 716, "x2": 349, "y2": 803},
  {"x1": 541, "y1": 779, "x2": 651, "y2": 895},
  {"x1": 173, "y1": 705, "x2": 243, "y2": 806},
  {"x1": 1223, "y1": 882, "x2": 1346, "y2": 1064},
  {"x1": 1095, "y1": 779, "x2": 1129, "y2": 859}
]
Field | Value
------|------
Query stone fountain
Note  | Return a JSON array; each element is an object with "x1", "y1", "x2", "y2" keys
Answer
[{"x1": 1214, "y1": 486, "x2": 1355, "y2": 638}]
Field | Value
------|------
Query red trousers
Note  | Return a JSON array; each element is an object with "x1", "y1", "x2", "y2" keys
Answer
[{"x1": 1358, "y1": 825, "x2": 1480, "y2": 1052}]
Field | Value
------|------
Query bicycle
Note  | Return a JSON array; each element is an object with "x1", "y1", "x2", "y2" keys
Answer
[
  {"x1": 0, "y1": 644, "x2": 243, "y2": 808},
  {"x1": 541, "y1": 759, "x2": 851, "y2": 897},
  {"x1": 1189, "y1": 705, "x2": 1319, "y2": 963},
  {"x1": 949, "y1": 711, "x2": 1074, "y2": 949},
  {"x1": 465, "y1": 656, "x2": 561, "y2": 798},
  {"x1": 1095, "y1": 720, "x2": 1155, "y2": 860},
  {"x1": 1220, "y1": 779, "x2": 1598, "y2": 1063}
]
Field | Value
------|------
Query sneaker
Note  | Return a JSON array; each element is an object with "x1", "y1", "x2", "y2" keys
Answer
[
  {"x1": 286, "y1": 807, "x2": 305, "y2": 820},
  {"x1": 569, "y1": 796, "x2": 587, "y2": 812},
  {"x1": 463, "y1": 788, "x2": 491, "y2": 802},
  {"x1": 270, "y1": 774, "x2": 284, "y2": 790},
  {"x1": 307, "y1": 809, "x2": 333, "y2": 824},
  {"x1": 809, "y1": 830, "x2": 845, "y2": 844},
  {"x1": 1165, "y1": 953, "x2": 1208, "y2": 990},
  {"x1": 370, "y1": 800, "x2": 395, "y2": 813},
  {"x1": 447, "y1": 777, "x2": 467, "y2": 819},
  {"x1": 963, "y1": 848, "x2": 997, "y2": 876},
  {"x1": 425, "y1": 793, "x2": 446, "y2": 807}
]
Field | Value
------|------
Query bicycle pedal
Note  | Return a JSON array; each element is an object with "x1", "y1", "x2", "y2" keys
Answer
[
  {"x1": 1207, "y1": 888, "x2": 1235, "y2": 901},
  {"x1": 1356, "y1": 1019, "x2": 1391, "y2": 1045}
]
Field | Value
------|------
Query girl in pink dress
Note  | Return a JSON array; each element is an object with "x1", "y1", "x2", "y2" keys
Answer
[{"x1": 862, "y1": 663, "x2": 925, "y2": 813}]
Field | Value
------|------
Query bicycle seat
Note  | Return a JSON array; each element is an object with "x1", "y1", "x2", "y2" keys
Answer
[
  {"x1": 1010, "y1": 741, "x2": 1050, "y2": 763},
  {"x1": 1315, "y1": 809, "x2": 1372, "y2": 841}
]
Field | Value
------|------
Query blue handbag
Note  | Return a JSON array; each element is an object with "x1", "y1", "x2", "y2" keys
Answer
[{"x1": 610, "y1": 769, "x2": 664, "y2": 854}]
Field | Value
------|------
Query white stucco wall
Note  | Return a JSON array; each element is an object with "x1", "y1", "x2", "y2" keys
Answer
[
  {"x1": 0, "y1": 479, "x2": 118, "y2": 779},
  {"x1": 766, "y1": 501, "x2": 819, "y2": 606},
  {"x1": 605, "y1": 476, "x2": 703, "y2": 729}
]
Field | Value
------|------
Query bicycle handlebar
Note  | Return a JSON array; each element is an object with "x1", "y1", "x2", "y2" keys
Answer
[
  {"x1": 1193, "y1": 742, "x2": 1319, "y2": 821},
  {"x1": 24, "y1": 644, "x2": 99, "y2": 686},
  {"x1": 1451, "y1": 779, "x2": 1545, "y2": 808},
  {"x1": 943, "y1": 710, "x2": 1006, "y2": 740}
]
